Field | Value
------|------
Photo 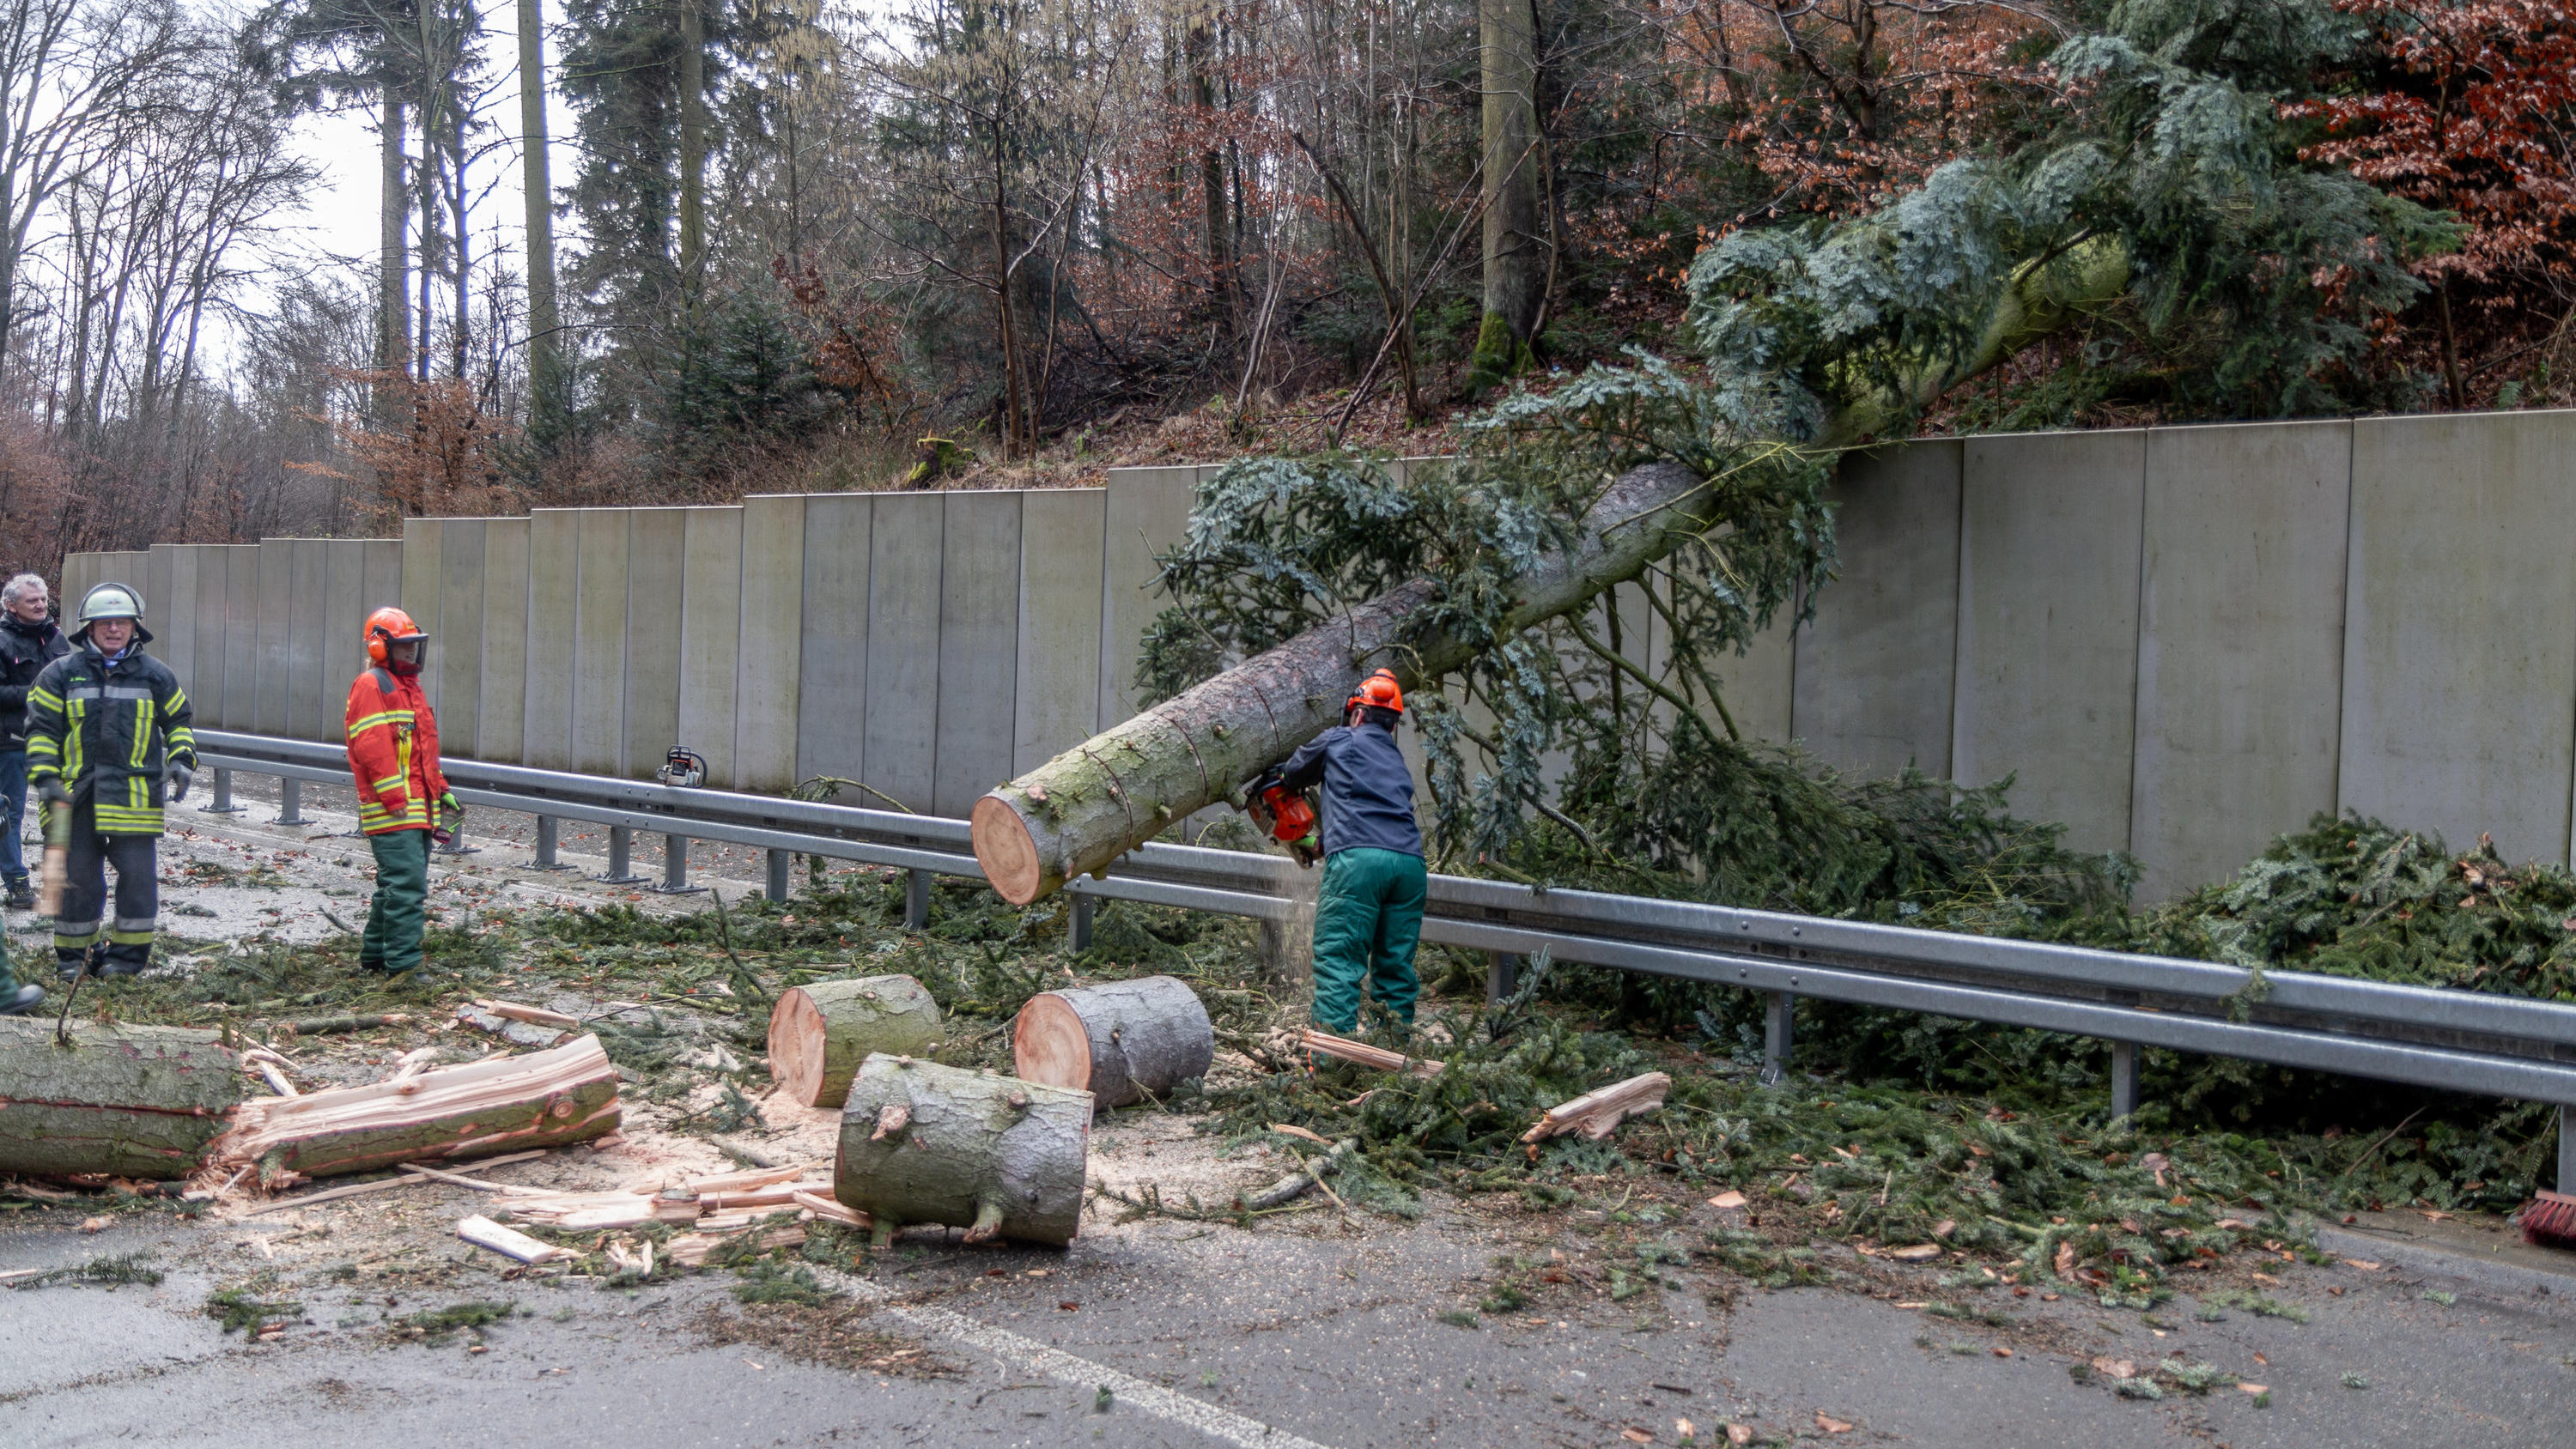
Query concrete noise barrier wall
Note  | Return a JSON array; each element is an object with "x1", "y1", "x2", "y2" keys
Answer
[{"x1": 58, "y1": 409, "x2": 2576, "y2": 903}]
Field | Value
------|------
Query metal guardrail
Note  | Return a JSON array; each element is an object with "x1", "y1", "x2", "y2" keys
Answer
[{"x1": 192, "y1": 729, "x2": 2574, "y2": 1185}]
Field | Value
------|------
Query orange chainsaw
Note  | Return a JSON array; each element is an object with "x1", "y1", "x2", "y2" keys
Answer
[{"x1": 1242, "y1": 769, "x2": 1321, "y2": 868}]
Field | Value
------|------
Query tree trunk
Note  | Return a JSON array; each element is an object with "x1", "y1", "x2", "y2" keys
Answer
[
  {"x1": 972, "y1": 238, "x2": 2134, "y2": 903},
  {"x1": 833, "y1": 1053, "x2": 1089, "y2": 1246},
  {"x1": 0, "y1": 1018, "x2": 239, "y2": 1179},
  {"x1": 677, "y1": 0, "x2": 707, "y2": 299},
  {"x1": 1012, "y1": 975, "x2": 1212, "y2": 1110},
  {"x1": 450, "y1": 102, "x2": 471, "y2": 379},
  {"x1": 380, "y1": 88, "x2": 410, "y2": 421},
  {"x1": 208, "y1": 1034, "x2": 622, "y2": 1188},
  {"x1": 1473, "y1": 0, "x2": 1544, "y2": 385},
  {"x1": 519, "y1": 0, "x2": 566, "y2": 447},
  {"x1": 1188, "y1": 9, "x2": 1232, "y2": 349},
  {"x1": 767, "y1": 974, "x2": 945, "y2": 1108}
]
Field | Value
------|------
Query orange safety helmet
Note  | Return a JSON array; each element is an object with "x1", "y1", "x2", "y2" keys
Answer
[
  {"x1": 1346, "y1": 668, "x2": 1404, "y2": 715},
  {"x1": 364, "y1": 605, "x2": 428, "y2": 670}
]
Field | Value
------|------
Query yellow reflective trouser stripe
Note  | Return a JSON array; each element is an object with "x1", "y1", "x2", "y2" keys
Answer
[{"x1": 127, "y1": 700, "x2": 153, "y2": 768}]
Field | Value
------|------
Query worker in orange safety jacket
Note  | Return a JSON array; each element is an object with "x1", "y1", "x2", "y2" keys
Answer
[{"x1": 343, "y1": 606, "x2": 457, "y2": 973}]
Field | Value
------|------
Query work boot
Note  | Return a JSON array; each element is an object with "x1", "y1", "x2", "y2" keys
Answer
[
  {"x1": 0, "y1": 984, "x2": 40, "y2": 1016},
  {"x1": 56, "y1": 950, "x2": 90, "y2": 982},
  {"x1": 96, "y1": 946, "x2": 149, "y2": 978},
  {"x1": 2, "y1": 880, "x2": 33, "y2": 912}
]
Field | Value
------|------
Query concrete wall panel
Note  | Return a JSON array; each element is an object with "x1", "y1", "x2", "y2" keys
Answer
[
  {"x1": 221, "y1": 548, "x2": 260, "y2": 730},
  {"x1": 150, "y1": 546, "x2": 194, "y2": 686},
  {"x1": 287, "y1": 542, "x2": 329, "y2": 742},
  {"x1": 677, "y1": 507, "x2": 742, "y2": 783},
  {"x1": 439, "y1": 521, "x2": 489, "y2": 760},
  {"x1": 319, "y1": 542, "x2": 366, "y2": 740},
  {"x1": 863, "y1": 494, "x2": 943, "y2": 813},
  {"x1": 187, "y1": 547, "x2": 228, "y2": 724},
  {"x1": 571, "y1": 511, "x2": 630, "y2": 776},
  {"x1": 1015, "y1": 488, "x2": 1105, "y2": 773},
  {"x1": 794, "y1": 495, "x2": 870, "y2": 787},
  {"x1": 733, "y1": 495, "x2": 805, "y2": 791},
  {"x1": 1793, "y1": 442, "x2": 1962, "y2": 778},
  {"x1": 253, "y1": 543, "x2": 295, "y2": 737},
  {"x1": 1952, "y1": 429, "x2": 2147, "y2": 856},
  {"x1": 1097, "y1": 467, "x2": 1198, "y2": 729},
  {"x1": 936, "y1": 493, "x2": 1021, "y2": 817},
  {"x1": 399, "y1": 518, "x2": 443, "y2": 711},
  {"x1": 621, "y1": 509, "x2": 685, "y2": 777},
  {"x1": 522, "y1": 512, "x2": 580, "y2": 771},
  {"x1": 2340, "y1": 411, "x2": 2576, "y2": 864},
  {"x1": 2131, "y1": 422, "x2": 2353, "y2": 898},
  {"x1": 478, "y1": 519, "x2": 531, "y2": 764}
]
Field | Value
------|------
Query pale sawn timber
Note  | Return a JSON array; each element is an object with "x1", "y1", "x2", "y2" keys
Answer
[
  {"x1": 0, "y1": 1017, "x2": 240, "y2": 1179},
  {"x1": 767, "y1": 974, "x2": 945, "y2": 1108},
  {"x1": 833, "y1": 1053, "x2": 1090, "y2": 1246},
  {"x1": 1012, "y1": 975, "x2": 1213, "y2": 1109},
  {"x1": 970, "y1": 239, "x2": 2133, "y2": 904},
  {"x1": 1519, "y1": 1070, "x2": 1671, "y2": 1143},
  {"x1": 208, "y1": 1034, "x2": 622, "y2": 1188}
]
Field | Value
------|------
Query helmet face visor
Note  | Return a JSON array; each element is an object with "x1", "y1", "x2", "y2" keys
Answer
[{"x1": 386, "y1": 636, "x2": 426, "y2": 668}]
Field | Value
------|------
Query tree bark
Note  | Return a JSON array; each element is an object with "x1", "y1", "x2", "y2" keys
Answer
[
  {"x1": 971, "y1": 238, "x2": 2133, "y2": 903},
  {"x1": 833, "y1": 1053, "x2": 1089, "y2": 1246},
  {"x1": 1188, "y1": 8, "x2": 1232, "y2": 349},
  {"x1": 1012, "y1": 975, "x2": 1213, "y2": 1110},
  {"x1": 208, "y1": 1034, "x2": 622, "y2": 1188},
  {"x1": 1473, "y1": 0, "x2": 1544, "y2": 382},
  {"x1": 0, "y1": 1018, "x2": 239, "y2": 1179},
  {"x1": 677, "y1": 0, "x2": 706, "y2": 297},
  {"x1": 380, "y1": 88, "x2": 410, "y2": 421},
  {"x1": 767, "y1": 974, "x2": 945, "y2": 1108},
  {"x1": 518, "y1": 0, "x2": 566, "y2": 446}
]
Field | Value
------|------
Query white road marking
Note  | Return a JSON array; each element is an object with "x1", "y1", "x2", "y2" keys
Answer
[{"x1": 811, "y1": 1265, "x2": 1337, "y2": 1449}]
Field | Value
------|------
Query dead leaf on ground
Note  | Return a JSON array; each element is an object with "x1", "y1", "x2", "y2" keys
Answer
[
  {"x1": 2239, "y1": 1382, "x2": 2269, "y2": 1395},
  {"x1": 1886, "y1": 1244, "x2": 1941, "y2": 1262},
  {"x1": 1620, "y1": 1428, "x2": 1653, "y2": 1444},
  {"x1": 1816, "y1": 1411, "x2": 1855, "y2": 1433},
  {"x1": 1706, "y1": 1191, "x2": 1747, "y2": 1210},
  {"x1": 2091, "y1": 1357, "x2": 2136, "y2": 1379},
  {"x1": 1724, "y1": 1426, "x2": 1754, "y2": 1447},
  {"x1": 2053, "y1": 1241, "x2": 2077, "y2": 1278},
  {"x1": 2341, "y1": 1258, "x2": 2382, "y2": 1271}
]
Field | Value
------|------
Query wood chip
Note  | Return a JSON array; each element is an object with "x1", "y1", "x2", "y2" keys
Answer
[
  {"x1": 1885, "y1": 1244, "x2": 1941, "y2": 1262},
  {"x1": 1706, "y1": 1190, "x2": 1747, "y2": 1210},
  {"x1": 1269, "y1": 1124, "x2": 1333, "y2": 1146},
  {"x1": 457, "y1": 1214, "x2": 576, "y2": 1264},
  {"x1": 476, "y1": 998, "x2": 582, "y2": 1029}
]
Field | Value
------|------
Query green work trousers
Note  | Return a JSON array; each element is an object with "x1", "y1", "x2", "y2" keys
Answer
[
  {"x1": 362, "y1": 827, "x2": 431, "y2": 973},
  {"x1": 1309, "y1": 846, "x2": 1426, "y2": 1034}
]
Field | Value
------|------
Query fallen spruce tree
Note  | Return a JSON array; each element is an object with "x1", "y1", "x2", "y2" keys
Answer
[{"x1": 975, "y1": 0, "x2": 2447, "y2": 902}]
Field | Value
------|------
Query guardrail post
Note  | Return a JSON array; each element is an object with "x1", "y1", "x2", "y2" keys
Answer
[
  {"x1": 531, "y1": 815, "x2": 572, "y2": 870},
  {"x1": 1485, "y1": 951, "x2": 1521, "y2": 1006},
  {"x1": 274, "y1": 779, "x2": 306, "y2": 827},
  {"x1": 199, "y1": 767, "x2": 246, "y2": 815},
  {"x1": 764, "y1": 849, "x2": 792, "y2": 903},
  {"x1": 905, "y1": 868, "x2": 930, "y2": 930},
  {"x1": 651, "y1": 834, "x2": 704, "y2": 895},
  {"x1": 2111, "y1": 1041, "x2": 2141, "y2": 1122},
  {"x1": 1069, "y1": 893, "x2": 1094, "y2": 953},
  {"x1": 1761, "y1": 991, "x2": 1795, "y2": 1087},
  {"x1": 434, "y1": 812, "x2": 479, "y2": 857},
  {"x1": 603, "y1": 826, "x2": 642, "y2": 884}
]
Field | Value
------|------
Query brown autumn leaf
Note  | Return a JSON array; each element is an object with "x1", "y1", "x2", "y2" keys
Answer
[
  {"x1": 1816, "y1": 1411, "x2": 1855, "y2": 1434},
  {"x1": 2091, "y1": 1356, "x2": 2136, "y2": 1379},
  {"x1": 1621, "y1": 1428, "x2": 1653, "y2": 1444},
  {"x1": 2053, "y1": 1241, "x2": 2077, "y2": 1278}
]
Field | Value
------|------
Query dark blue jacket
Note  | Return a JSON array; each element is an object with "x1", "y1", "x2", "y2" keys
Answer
[
  {"x1": 0, "y1": 615, "x2": 67, "y2": 749},
  {"x1": 1278, "y1": 722, "x2": 1422, "y2": 859}
]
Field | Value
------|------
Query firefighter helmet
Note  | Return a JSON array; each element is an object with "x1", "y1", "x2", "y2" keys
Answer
[
  {"x1": 1346, "y1": 668, "x2": 1404, "y2": 715},
  {"x1": 364, "y1": 605, "x2": 428, "y2": 671},
  {"x1": 73, "y1": 583, "x2": 150, "y2": 645}
]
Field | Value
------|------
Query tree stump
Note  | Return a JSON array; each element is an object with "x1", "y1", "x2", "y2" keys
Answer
[
  {"x1": 834, "y1": 1054, "x2": 1090, "y2": 1246},
  {"x1": 208, "y1": 1034, "x2": 622, "y2": 1188},
  {"x1": 768, "y1": 974, "x2": 945, "y2": 1108},
  {"x1": 0, "y1": 1018, "x2": 240, "y2": 1179},
  {"x1": 1013, "y1": 975, "x2": 1212, "y2": 1110}
]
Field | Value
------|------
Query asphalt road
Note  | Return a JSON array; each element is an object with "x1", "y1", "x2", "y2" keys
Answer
[{"x1": 5, "y1": 1186, "x2": 2573, "y2": 1449}]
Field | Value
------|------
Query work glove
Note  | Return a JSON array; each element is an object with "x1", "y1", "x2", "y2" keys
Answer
[
  {"x1": 35, "y1": 777, "x2": 68, "y2": 809},
  {"x1": 438, "y1": 791, "x2": 463, "y2": 818},
  {"x1": 166, "y1": 762, "x2": 191, "y2": 803}
]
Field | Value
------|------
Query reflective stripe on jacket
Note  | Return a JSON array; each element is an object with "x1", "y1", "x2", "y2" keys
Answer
[
  {"x1": 24, "y1": 646, "x2": 196, "y2": 836},
  {"x1": 345, "y1": 667, "x2": 445, "y2": 834}
]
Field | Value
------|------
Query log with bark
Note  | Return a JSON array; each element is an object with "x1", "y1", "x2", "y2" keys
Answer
[
  {"x1": 969, "y1": 240, "x2": 2133, "y2": 905},
  {"x1": 834, "y1": 1054, "x2": 1090, "y2": 1247},
  {"x1": 1012, "y1": 975, "x2": 1213, "y2": 1110},
  {"x1": 207, "y1": 1035, "x2": 622, "y2": 1188},
  {"x1": 766, "y1": 975, "x2": 945, "y2": 1108},
  {"x1": 0, "y1": 1017, "x2": 240, "y2": 1179},
  {"x1": 1519, "y1": 1070, "x2": 1670, "y2": 1143}
]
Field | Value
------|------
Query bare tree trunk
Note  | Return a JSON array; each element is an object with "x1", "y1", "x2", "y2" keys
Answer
[
  {"x1": 991, "y1": 119, "x2": 1024, "y2": 460},
  {"x1": 518, "y1": 0, "x2": 566, "y2": 446},
  {"x1": 1473, "y1": 0, "x2": 1543, "y2": 388},
  {"x1": 451, "y1": 101, "x2": 470, "y2": 379},
  {"x1": 380, "y1": 89, "x2": 410, "y2": 423},
  {"x1": 1188, "y1": 7, "x2": 1232, "y2": 352},
  {"x1": 677, "y1": 0, "x2": 706, "y2": 300}
]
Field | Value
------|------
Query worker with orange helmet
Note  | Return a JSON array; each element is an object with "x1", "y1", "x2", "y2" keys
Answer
[
  {"x1": 343, "y1": 606, "x2": 457, "y2": 974},
  {"x1": 1268, "y1": 667, "x2": 1425, "y2": 1034}
]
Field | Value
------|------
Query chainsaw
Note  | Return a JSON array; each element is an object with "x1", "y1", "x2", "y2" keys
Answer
[{"x1": 1241, "y1": 769, "x2": 1321, "y2": 868}]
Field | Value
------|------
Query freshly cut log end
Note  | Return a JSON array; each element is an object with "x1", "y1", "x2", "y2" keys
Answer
[
  {"x1": 835, "y1": 1053, "x2": 1090, "y2": 1247},
  {"x1": 0, "y1": 1018, "x2": 240, "y2": 1179},
  {"x1": 973, "y1": 795, "x2": 1048, "y2": 906},
  {"x1": 209, "y1": 1034, "x2": 622, "y2": 1188},
  {"x1": 767, "y1": 974, "x2": 945, "y2": 1108},
  {"x1": 1013, "y1": 976, "x2": 1213, "y2": 1110}
]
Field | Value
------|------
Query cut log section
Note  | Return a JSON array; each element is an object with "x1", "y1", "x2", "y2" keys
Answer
[
  {"x1": 1520, "y1": 1071, "x2": 1671, "y2": 1143},
  {"x1": 835, "y1": 1054, "x2": 1090, "y2": 1247},
  {"x1": 0, "y1": 1017, "x2": 240, "y2": 1179},
  {"x1": 207, "y1": 1035, "x2": 622, "y2": 1188},
  {"x1": 1013, "y1": 975, "x2": 1213, "y2": 1109},
  {"x1": 767, "y1": 975, "x2": 945, "y2": 1108}
]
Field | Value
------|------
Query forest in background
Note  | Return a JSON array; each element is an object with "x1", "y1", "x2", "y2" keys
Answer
[{"x1": 0, "y1": 0, "x2": 2570, "y2": 568}]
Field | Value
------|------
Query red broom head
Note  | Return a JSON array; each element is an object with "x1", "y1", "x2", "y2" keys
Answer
[{"x1": 2518, "y1": 1190, "x2": 2576, "y2": 1248}]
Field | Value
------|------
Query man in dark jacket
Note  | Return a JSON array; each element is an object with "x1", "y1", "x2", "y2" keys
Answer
[
  {"x1": 0, "y1": 573, "x2": 69, "y2": 912},
  {"x1": 27, "y1": 583, "x2": 195, "y2": 980},
  {"x1": 1273, "y1": 668, "x2": 1425, "y2": 1034}
]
